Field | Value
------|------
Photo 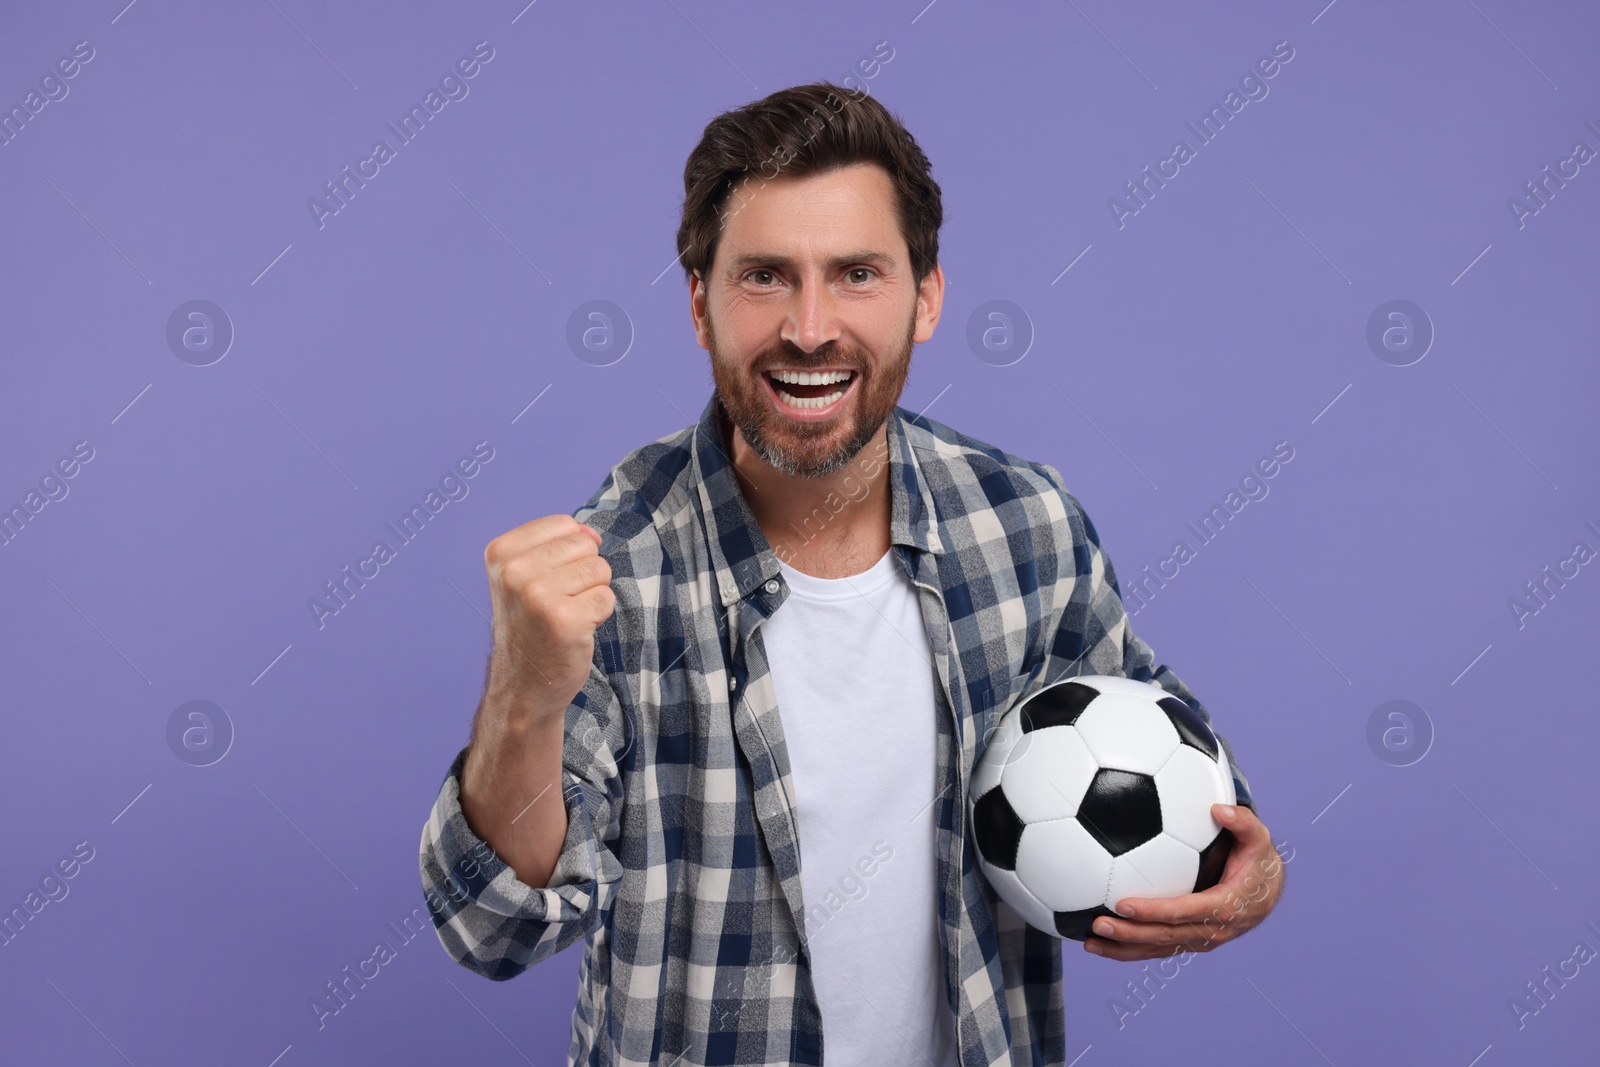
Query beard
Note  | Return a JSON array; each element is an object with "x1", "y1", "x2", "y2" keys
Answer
[{"x1": 707, "y1": 304, "x2": 917, "y2": 479}]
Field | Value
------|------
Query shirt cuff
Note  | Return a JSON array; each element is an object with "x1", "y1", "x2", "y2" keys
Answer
[{"x1": 418, "y1": 745, "x2": 609, "y2": 978}]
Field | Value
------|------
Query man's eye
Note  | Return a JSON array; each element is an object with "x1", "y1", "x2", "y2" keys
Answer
[
  {"x1": 748, "y1": 270, "x2": 777, "y2": 286},
  {"x1": 847, "y1": 268, "x2": 874, "y2": 283}
]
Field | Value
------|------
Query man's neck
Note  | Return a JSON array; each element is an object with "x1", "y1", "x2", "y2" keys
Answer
[{"x1": 720, "y1": 404, "x2": 893, "y2": 580}]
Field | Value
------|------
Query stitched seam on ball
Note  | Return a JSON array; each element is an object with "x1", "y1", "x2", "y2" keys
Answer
[
  {"x1": 1154, "y1": 744, "x2": 1181, "y2": 778},
  {"x1": 1024, "y1": 811, "x2": 1091, "y2": 827}
]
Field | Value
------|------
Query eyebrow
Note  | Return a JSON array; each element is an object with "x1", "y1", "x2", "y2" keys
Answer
[{"x1": 724, "y1": 251, "x2": 895, "y2": 274}]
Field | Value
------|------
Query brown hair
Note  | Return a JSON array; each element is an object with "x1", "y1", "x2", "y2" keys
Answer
[{"x1": 675, "y1": 81, "x2": 943, "y2": 289}]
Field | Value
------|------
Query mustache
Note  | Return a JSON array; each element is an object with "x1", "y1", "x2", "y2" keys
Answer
[{"x1": 756, "y1": 345, "x2": 860, "y2": 372}]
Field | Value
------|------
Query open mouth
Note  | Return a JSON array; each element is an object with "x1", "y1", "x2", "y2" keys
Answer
[{"x1": 764, "y1": 368, "x2": 856, "y2": 412}]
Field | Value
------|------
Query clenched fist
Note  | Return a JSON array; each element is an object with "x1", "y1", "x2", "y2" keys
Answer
[{"x1": 482, "y1": 514, "x2": 617, "y2": 724}]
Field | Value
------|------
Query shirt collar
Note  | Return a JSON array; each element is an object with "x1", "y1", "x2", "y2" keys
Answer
[{"x1": 691, "y1": 391, "x2": 945, "y2": 608}]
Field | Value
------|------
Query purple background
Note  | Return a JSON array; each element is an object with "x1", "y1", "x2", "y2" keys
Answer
[{"x1": 3, "y1": 0, "x2": 1597, "y2": 1064}]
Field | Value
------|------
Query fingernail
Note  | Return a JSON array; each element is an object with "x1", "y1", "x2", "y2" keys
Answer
[
  {"x1": 1096, "y1": 919, "x2": 1116, "y2": 937},
  {"x1": 1218, "y1": 804, "x2": 1237, "y2": 822},
  {"x1": 1118, "y1": 903, "x2": 1137, "y2": 917},
  {"x1": 1085, "y1": 941, "x2": 1103, "y2": 955}
]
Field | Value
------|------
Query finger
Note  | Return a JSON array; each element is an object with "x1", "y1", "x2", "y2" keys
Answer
[
  {"x1": 1114, "y1": 859, "x2": 1277, "y2": 928},
  {"x1": 1088, "y1": 912, "x2": 1230, "y2": 949},
  {"x1": 1214, "y1": 802, "x2": 1271, "y2": 849},
  {"x1": 488, "y1": 514, "x2": 585, "y2": 555},
  {"x1": 487, "y1": 515, "x2": 595, "y2": 565},
  {"x1": 1112, "y1": 878, "x2": 1237, "y2": 927},
  {"x1": 492, "y1": 533, "x2": 604, "y2": 594},
  {"x1": 1126, "y1": 870, "x2": 1281, "y2": 936},
  {"x1": 572, "y1": 579, "x2": 617, "y2": 626},
  {"x1": 1085, "y1": 935, "x2": 1204, "y2": 963},
  {"x1": 532, "y1": 554, "x2": 614, "y2": 599},
  {"x1": 527, "y1": 528, "x2": 605, "y2": 574}
]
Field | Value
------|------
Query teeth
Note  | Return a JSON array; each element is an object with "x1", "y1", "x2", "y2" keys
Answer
[
  {"x1": 776, "y1": 387, "x2": 847, "y2": 409},
  {"x1": 769, "y1": 369, "x2": 853, "y2": 386}
]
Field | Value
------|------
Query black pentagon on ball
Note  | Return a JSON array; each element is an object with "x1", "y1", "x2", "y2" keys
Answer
[
  {"x1": 1076, "y1": 769, "x2": 1162, "y2": 856},
  {"x1": 1055, "y1": 905, "x2": 1118, "y2": 942},
  {"x1": 1157, "y1": 695, "x2": 1220, "y2": 761},
  {"x1": 971, "y1": 784, "x2": 1026, "y2": 871},
  {"x1": 1019, "y1": 681, "x2": 1098, "y2": 732},
  {"x1": 1194, "y1": 827, "x2": 1234, "y2": 892}
]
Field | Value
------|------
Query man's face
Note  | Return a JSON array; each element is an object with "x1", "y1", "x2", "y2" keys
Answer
[{"x1": 691, "y1": 162, "x2": 943, "y2": 479}]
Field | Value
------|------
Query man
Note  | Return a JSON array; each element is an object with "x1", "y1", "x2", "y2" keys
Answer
[{"x1": 419, "y1": 82, "x2": 1284, "y2": 1066}]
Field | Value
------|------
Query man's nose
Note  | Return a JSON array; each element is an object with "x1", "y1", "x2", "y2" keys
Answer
[{"x1": 780, "y1": 277, "x2": 843, "y2": 354}]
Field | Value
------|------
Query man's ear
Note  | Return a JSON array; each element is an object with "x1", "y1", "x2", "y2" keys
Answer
[
  {"x1": 689, "y1": 271, "x2": 711, "y2": 351},
  {"x1": 914, "y1": 262, "x2": 945, "y2": 344}
]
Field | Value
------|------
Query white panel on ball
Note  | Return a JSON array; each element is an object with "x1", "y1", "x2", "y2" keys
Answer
[
  {"x1": 1154, "y1": 745, "x2": 1232, "y2": 851},
  {"x1": 1105, "y1": 834, "x2": 1202, "y2": 913},
  {"x1": 999, "y1": 726, "x2": 1098, "y2": 824},
  {"x1": 977, "y1": 861, "x2": 1058, "y2": 934},
  {"x1": 1073, "y1": 693, "x2": 1181, "y2": 775},
  {"x1": 1013, "y1": 819, "x2": 1113, "y2": 912}
]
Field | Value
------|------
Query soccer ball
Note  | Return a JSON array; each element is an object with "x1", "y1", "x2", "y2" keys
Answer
[{"x1": 968, "y1": 675, "x2": 1237, "y2": 941}]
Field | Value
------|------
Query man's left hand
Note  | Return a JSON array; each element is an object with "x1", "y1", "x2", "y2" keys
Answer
[{"x1": 1083, "y1": 802, "x2": 1284, "y2": 962}]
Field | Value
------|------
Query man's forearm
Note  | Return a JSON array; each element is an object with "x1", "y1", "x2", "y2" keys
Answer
[{"x1": 459, "y1": 702, "x2": 568, "y2": 890}]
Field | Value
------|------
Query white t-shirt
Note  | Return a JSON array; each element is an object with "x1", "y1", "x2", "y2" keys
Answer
[{"x1": 761, "y1": 547, "x2": 961, "y2": 1067}]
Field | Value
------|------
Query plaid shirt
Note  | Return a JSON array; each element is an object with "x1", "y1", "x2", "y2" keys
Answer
[{"x1": 419, "y1": 392, "x2": 1254, "y2": 1066}]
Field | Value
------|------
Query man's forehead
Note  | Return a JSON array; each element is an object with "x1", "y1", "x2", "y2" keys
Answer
[{"x1": 719, "y1": 164, "x2": 902, "y2": 266}]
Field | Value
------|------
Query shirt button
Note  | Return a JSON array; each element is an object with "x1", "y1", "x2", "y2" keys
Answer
[
  {"x1": 764, "y1": 579, "x2": 779, "y2": 594},
  {"x1": 729, "y1": 677, "x2": 739, "y2": 691}
]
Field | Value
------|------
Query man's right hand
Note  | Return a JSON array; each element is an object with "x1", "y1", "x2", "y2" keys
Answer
[
  {"x1": 482, "y1": 514, "x2": 617, "y2": 722},
  {"x1": 459, "y1": 514, "x2": 617, "y2": 889}
]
